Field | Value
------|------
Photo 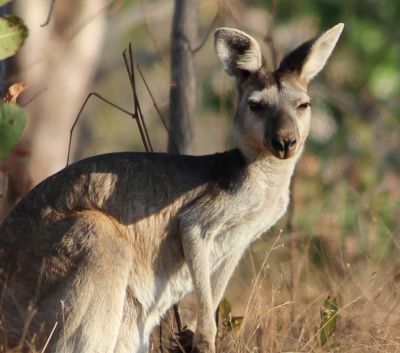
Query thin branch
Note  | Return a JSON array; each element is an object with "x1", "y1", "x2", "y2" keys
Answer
[
  {"x1": 66, "y1": 92, "x2": 134, "y2": 166},
  {"x1": 135, "y1": 65, "x2": 167, "y2": 131},
  {"x1": 109, "y1": 0, "x2": 125, "y2": 15},
  {"x1": 159, "y1": 324, "x2": 164, "y2": 353},
  {"x1": 67, "y1": 1, "x2": 113, "y2": 41},
  {"x1": 67, "y1": 45, "x2": 157, "y2": 165},
  {"x1": 138, "y1": 0, "x2": 168, "y2": 67},
  {"x1": 215, "y1": 305, "x2": 219, "y2": 336},
  {"x1": 40, "y1": 321, "x2": 58, "y2": 353},
  {"x1": 123, "y1": 46, "x2": 153, "y2": 152},
  {"x1": 122, "y1": 46, "x2": 152, "y2": 152},
  {"x1": 137, "y1": 102, "x2": 154, "y2": 152},
  {"x1": 192, "y1": 9, "x2": 220, "y2": 54},
  {"x1": 21, "y1": 88, "x2": 48, "y2": 107},
  {"x1": 41, "y1": 0, "x2": 57, "y2": 27},
  {"x1": 221, "y1": 0, "x2": 242, "y2": 27},
  {"x1": 173, "y1": 304, "x2": 183, "y2": 332},
  {"x1": 128, "y1": 45, "x2": 153, "y2": 152},
  {"x1": 263, "y1": 0, "x2": 278, "y2": 69},
  {"x1": 136, "y1": 64, "x2": 179, "y2": 153},
  {"x1": 255, "y1": 325, "x2": 266, "y2": 353}
]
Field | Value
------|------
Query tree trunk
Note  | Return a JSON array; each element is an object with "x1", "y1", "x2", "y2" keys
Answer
[{"x1": 168, "y1": 0, "x2": 197, "y2": 154}]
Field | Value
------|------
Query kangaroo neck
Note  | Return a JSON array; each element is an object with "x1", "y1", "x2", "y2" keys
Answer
[{"x1": 244, "y1": 150, "x2": 299, "y2": 191}]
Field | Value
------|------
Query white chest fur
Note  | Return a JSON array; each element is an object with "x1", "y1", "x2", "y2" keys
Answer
[{"x1": 209, "y1": 186, "x2": 289, "y2": 270}]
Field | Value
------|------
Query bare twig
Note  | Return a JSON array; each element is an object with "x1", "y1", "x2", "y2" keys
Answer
[
  {"x1": 109, "y1": 0, "x2": 125, "y2": 15},
  {"x1": 137, "y1": 102, "x2": 153, "y2": 152},
  {"x1": 136, "y1": 64, "x2": 178, "y2": 153},
  {"x1": 221, "y1": 0, "x2": 242, "y2": 27},
  {"x1": 122, "y1": 45, "x2": 153, "y2": 152},
  {"x1": 173, "y1": 304, "x2": 183, "y2": 332},
  {"x1": 192, "y1": 9, "x2": 220, "y2": 54},
  {"x1": 263, "y1": 0, "x2": 279, "y2": 69},
  {"x1": 159, "y1": 325, "x2": 164, "y2": 353},
  {"x1": 21, "y1": 88, "x2": 48, "y2": 107},
  {"x1": 40, "y1": 322, "x2": 58, "y2": 353},
  {"x1": 255, "y1": 325, "x2": 266, "y2": 353},
  {"x1": 68, "y1": 1, "x2": 113, "y2": 41},
  {"x1": 128, "y1": 46, "x2": 153, "y2": 152},
  {"x1": 66, "y1": 43, "x2": 161, "y2": 167},
  {"x1": 243, "y1": 231, "x2": 283, "y2": 320},
  {"x1": 41, "y1": 0, "x2": 57, "y2": 27},
  {"x1": 138, "y1": 0, "x2": 168, "y2": 67},
  {"x1": 66, "y1": 92, "x2": 133, "y2": 166},
  {"x1": 214, "y1": 305, "x2": 220, "y2": 352}
]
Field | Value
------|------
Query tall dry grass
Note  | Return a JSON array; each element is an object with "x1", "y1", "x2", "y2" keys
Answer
[{"x1": 219, "y1": 232, "x2": 400, "y2": 353}]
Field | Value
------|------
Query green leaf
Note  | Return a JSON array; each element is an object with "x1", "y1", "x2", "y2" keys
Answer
[
  {"x1": 219, "y1": 298, "x2": 232, "y2": 322},
  {"x1": 219, "y1": 298, "x2": 243, "y2": 332},
  {"x1": 0, "y1": 16, "x2": 28, "y2": 60},
  {"x1": 0, "y1": 0, "x2": 11, "y2": 7},
  {"x1": 224, "y1": 316, "x2": 243, "y2": 332},
  {"x1": 318, "y1": 296, "x2": 339, "y2": 347},
  {"x1": 0, "y1": 103, "x2": 26, "y2": 161}
]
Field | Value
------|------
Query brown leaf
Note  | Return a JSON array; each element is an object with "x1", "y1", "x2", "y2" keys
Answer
[{"x1": 4, "y1": 83, "x2": 27, "y2": 104}]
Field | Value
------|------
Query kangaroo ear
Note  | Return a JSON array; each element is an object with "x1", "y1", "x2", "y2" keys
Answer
[
  {"x1": 214, "y1": 28, "x2": 263, "y2": 77},
  {"x1": 278, "y1": 23, "x2": 344, "y2": 84}
]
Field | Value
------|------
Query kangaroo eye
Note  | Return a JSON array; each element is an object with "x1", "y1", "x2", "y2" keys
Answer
[
  {"x1": 248, "y1": 100, "x2": 264, "y2": 111},
  {"x1": 297, "y1": 102, "x2": 311, "y2": 110}
]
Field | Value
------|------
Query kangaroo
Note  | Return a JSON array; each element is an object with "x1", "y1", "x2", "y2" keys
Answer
[{"x1": 0, "y1": 24, "x2": 343, "y2": 353}]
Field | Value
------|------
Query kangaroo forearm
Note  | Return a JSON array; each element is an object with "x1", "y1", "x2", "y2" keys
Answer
[
  {"x1": 211, "y1": 250, "x2": 243, "y2": 311},
  {"x1": 181, "y1": 229, "x2": 216, "y2": 339}
]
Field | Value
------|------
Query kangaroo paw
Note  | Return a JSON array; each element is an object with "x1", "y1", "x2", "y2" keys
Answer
[{"x1": 168, "y1": 327, "x2": 194, "y2": 353}]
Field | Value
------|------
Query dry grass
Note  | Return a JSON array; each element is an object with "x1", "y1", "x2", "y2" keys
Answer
[{"x1": 210, "y1": 231, "x2": 400, "y2": 353}]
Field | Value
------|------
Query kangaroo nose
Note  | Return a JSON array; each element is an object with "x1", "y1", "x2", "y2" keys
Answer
[{"x1": 271, "y1": 136, "x2": 297, "y2": 158}]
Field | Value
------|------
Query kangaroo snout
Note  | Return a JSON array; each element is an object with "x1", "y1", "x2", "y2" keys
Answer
[
  {"x1": 270, "y1": 134, "x2": 297, "y2": 159},
  {"x1": 268, "y1": 111, "x2": 299, "y2": 159}
]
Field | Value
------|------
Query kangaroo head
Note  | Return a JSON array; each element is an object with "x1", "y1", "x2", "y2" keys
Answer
[{"x1": 215, "y1": 24, "x2": 344, "y2": 161}]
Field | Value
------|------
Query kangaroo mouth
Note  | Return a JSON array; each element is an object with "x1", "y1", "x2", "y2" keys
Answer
[
  {"x1": 273, "y1": 145, "x2": 297, "y2": 159},
  {"x1": 265, "y1": 140, "x2": 297, "y2": 160},
  {"x1": 272, "y1": 149, "x2": 296, "y2": 159}
]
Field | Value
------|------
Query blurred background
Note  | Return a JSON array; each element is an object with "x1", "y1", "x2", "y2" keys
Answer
[{"x1": 2, "y1": 0, "x2": 400, "y2": 351}]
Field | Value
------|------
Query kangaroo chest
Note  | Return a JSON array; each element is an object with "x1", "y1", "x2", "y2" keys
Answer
[
  {"x1": 141, "y1": 183, "x2": 289, "y2": 336},
  {"x1": 208, "y1": 187, "x2": 289, "y2": 267}
]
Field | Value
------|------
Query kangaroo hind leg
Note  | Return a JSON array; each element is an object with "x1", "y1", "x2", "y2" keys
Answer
[
  {"x1": 113, "y1": 291, "x2": 148, "y2": 353},
  {"x1": 53, "y1": 211, "x2": 132, "y2": 353}
]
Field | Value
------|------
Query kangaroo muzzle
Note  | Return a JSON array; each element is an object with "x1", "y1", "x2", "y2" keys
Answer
[
  {"x1": 267, "y1": 112, "x2": 299, "y2": 159},
  {"x1": 271, "y1": 134, "x2": 297, "y2": 159}
]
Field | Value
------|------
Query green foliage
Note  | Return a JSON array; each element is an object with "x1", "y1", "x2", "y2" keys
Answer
[
  {"x1": 0, "y1": 6, "x2": 28, "y2": 161},
  {"x1": 317, "y1": 296, "x2": 339, "y2": 347},
  {"x1": 219, "y1": 298, "x2": 243, "y2": 332},
  {"x1": 0, "y1": 103, "x2": 26, "y2": 161},
  {"x1": 0, "y1": 15, "x2": 28, "y2": 60}
]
